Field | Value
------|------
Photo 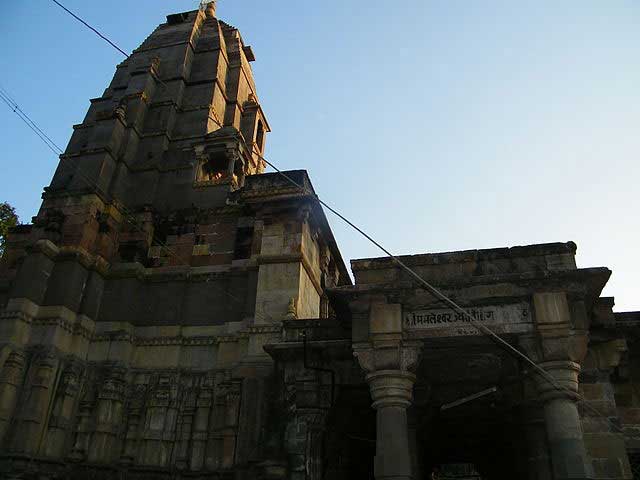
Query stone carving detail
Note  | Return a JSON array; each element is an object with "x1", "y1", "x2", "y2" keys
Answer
[
  {"x1": 285, "y1": 297, "x2": 298, "y2": 320},
  {"x1": 353, "y1": 341, "x2": 422, "y2": 374},
  {"x1": 401, "y1": 342, "x2": 423, "y2": 372},
  {"x1": 114, "y1": 103, "x2": 126, "y2": 122},
  {"x1": 0, "y1": 350, "x2": 27, "y2": 443},
  {"x1": 0, "y1": 350, "x2": 26, "y2": 385},
  {"x1": 584, "y1": 338, "x2": 628, "y2": 371},
  {"x1": 353, "y1": 347, "x2": 375, "y2": 374}
]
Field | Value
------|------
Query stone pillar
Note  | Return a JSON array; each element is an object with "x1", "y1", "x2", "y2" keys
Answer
[
  {"x1": 535, "y1": 361, "x2": 593, "y2": 480},
  {"x1": 138, "y1": 374, "x2": 179, "y2": 467},
  {"x1": 88, "y1": 366, "x2": 125, "y2": 463},
  {"x1": 173, "y1": 387, "x2": 196, "y2": 471},
  {"x1": 9, "y1": 351, "x2": 59, "y2": 454},
  {"x1": 353, "y1": 302, "x2": 422, "y2": 480},
  {"x1": 581, "y1": 339, "x2": 632, "y2": 479},
  {"x1": 304, "y1": 411, "x2": 326, "y2": 480},
  {"x1": 283, "y1": 373, "x2": 329, "y2": 480},
  {"x1": 368, "y1": 370, "x2": 416, "y2": 480},
  {"x1": 120, "y1": 384, "x2": 146, "y2": 466},
  {"x1": 190, "y1": 386, "x2": 212, "y2": 470},
  {"x1": 221, "y1": 381, "x2": 242, "y2": 468},
  {"x1": 68, "y1": 380, "x2": 96, "y2": 462},
  {"x1": 523, "y1": 292, "x2": 594, "y2": 480},
  {"x1": 42, "y1": 361, "x2": 83, "y2": 458},
  {"x1": 284, "y1": 407, "x2": 327, "y2": 480},
  {"x1": 0, "y1": 350, "x2": 26, "y2": 443}
]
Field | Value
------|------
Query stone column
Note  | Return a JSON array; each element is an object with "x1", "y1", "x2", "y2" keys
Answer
[
  {"x1": 190, "y1": 386, "x2": 212, "y2": 470},
  {"x1": 42, "y1": 361, "x2": 83, "y2": 458},
  {"x1": 535, "y1": 361, "x2": 593, "y2": 480},
  {"x1": 284, "y1": 373, "x2": 329, "y2": 480},
  {"x1": 524, "y1": 292, "x2": 594, "y2": 480},
  {"x1": 88, "y1": 366, "x2": 126, "y2": 463},
  {"x1": 173, "y1": 386, "x2": 196, "y2": 471},
  {"x1": 221, "y1": 381, "x2": 242, "y2": 468},
  {"x1": 368, "y1": 370, "x2": 416, "y2": 480},
  {"x1": 120, "y1": 384, "x2": 145, "y2": 466},
  {"x1": 580, "y1": 339, "x2": 632, "y2": 479},
  {"x1": 10, "y1": 351, "x2": 59, "y2": 454},
  {"x1": 353, "y1": 302, "x2": 422, "y2": 480},
  {"x1": 0, "y1": 350, "x2": 26, "y2": 443},
  {"x1": 68, "y1": 380, "x2": 96, "y2": 462}
]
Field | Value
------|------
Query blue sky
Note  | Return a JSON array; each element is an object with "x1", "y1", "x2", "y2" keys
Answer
[{"x1": 1, "y1": 1, "x2": 638, "y2": 311}]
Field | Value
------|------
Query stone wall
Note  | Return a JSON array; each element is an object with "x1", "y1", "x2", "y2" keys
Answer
[{"x1": 0, "y1": 350, "x2": 277, "y2": 478}]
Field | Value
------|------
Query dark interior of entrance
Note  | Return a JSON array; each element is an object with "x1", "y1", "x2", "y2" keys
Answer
[{"x1": 324, "y1": 339, "x2": 528, "y2": 479}]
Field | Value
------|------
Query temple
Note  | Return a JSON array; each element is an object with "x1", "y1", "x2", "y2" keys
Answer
[{"x1": 1, "y1": 3, "x2": 639, "y2": 480}]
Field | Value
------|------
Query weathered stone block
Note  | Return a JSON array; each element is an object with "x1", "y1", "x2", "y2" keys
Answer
[{"x1": 369, "y1": 303, "x2": 402, "y2": 335}]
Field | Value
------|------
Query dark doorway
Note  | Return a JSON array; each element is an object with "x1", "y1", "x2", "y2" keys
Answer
[{"x1": 323, "y1": 386, "x2": 376, "y2": 479}]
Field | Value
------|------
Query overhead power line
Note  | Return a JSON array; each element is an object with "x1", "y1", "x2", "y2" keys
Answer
[
  {"x1": 50, "y1": 0, "x2": 129, "y2": 58},
  {"x1": 0, "y1": 84, "x2": 63, "y2": 153},
  {"x1": 0, "y1": 89, "x2": 62, "y2": 156}
]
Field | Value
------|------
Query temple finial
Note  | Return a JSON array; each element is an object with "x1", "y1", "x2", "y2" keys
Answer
[{"x1": 199, "y1": 0, "x2": 216, "y2": 17}]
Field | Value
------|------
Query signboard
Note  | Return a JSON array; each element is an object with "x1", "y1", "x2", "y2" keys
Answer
[{"x1": 403, "y1": 303, "x2": 532, "y2": 337}]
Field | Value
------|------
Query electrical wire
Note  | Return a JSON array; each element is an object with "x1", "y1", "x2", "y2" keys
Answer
[
  {"x1": 50, "y1": 0, "x2": 129, "y2": 58},
  {"x1": 0, "y1": 84, "x2": 63, "y2": 153},
  {"x1": 0, "y1": 91, "x2": 61, "y2": 156}
]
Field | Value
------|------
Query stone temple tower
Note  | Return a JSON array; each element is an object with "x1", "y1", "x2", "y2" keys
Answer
[{"x1": 0, "y1": 4, "x2": 349, "y2": 477}]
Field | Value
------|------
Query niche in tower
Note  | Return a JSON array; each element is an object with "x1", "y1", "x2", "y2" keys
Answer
[
  {"x1": 196, "y1": 147, "x2": 245, "y2": 189},
  {"x1": 199, "y1": 150, "x2": 230, "y2": 183},
  {"x1": 255, "y1": 119, "x2": 265, "y2": 153}
]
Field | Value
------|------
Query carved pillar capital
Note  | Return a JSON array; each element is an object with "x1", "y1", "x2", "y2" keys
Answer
[
  {"x1": 533, "y1": 360, "x2": 594, "y2": 480},
  {"x1": 366, "y1": 370, "x2": 416, "y2": 409},
  {"x1": 354, "y1": 341, "x2": 420, "y2": 480},
  {"x1": 353, "y1": 340, "x2": 422, "y2": 374},
  {"x1": 533, "y1": 360, "x2": 581, "y2": 403}
]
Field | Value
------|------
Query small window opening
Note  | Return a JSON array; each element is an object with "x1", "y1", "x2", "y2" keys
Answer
[
  {"x1": 200, "y1": 153, "x2": 229, "y2": 182},
  {"x1": 233, "y1": 227, "x2": 254, "y2": 260},
  {"x1": 255, "y1": 120, "x2": 265, "y2": 152}
]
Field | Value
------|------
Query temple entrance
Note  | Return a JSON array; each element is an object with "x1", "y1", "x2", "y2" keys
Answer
[
  {"x1": 415, "y1": 392, "x2": 524, "y2": 479},
  {"x1": 324, "y1": 377, "x2": 525, "y2": 480},
  {"x1": 324, "y1": 386, "x2": 377, "y2": 479},
  {"x1": 412, "y1": 337, "x2": 526, "y2": 480},
  {"x1": 322, "y1": 337, "x2": 528, "y2": 479}
]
